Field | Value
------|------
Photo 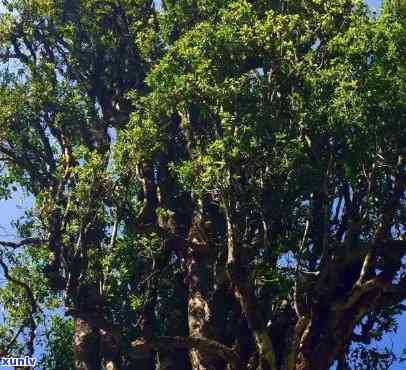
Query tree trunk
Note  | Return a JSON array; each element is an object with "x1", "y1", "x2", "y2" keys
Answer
[
  {"x1": 74, "y1": 317, "x2": 101, "y2": 370},
  {"x1": 158, "y1": 272, "x2": 192, "y2": 370},
  {"x1": 187, "y1": 249, "x2": 224, "y2": 370}
]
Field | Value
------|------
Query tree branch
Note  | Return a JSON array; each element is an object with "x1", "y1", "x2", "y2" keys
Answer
[
  {"x1": 131, "y1": 336, "x2": 239, "y2": 366},
  {"x1": 0, "y1": 238, "x2": 45, "y2": 249},
  {"x1": 224, "y1": 195, "x2": 278, "y2": 370},
  {"x1": 0, "y1": 256, "x2": 39, "y2": 356}
]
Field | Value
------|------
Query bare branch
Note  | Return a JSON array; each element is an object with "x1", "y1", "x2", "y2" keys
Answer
[{"x1": 0, "y1": 238, "x2": 45, "y2": 249}]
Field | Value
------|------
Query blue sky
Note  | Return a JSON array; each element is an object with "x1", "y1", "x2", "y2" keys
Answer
[
  {"x1": 0, "y1": 0, "x2": 404, "y2": 369},
  {"x1": 368, "y1": 0, "x2": 382, "y2": 9}
]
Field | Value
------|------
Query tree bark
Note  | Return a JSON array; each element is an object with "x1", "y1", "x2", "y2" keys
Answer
[
  {"x1": 186, "y1": 215, "x2": 224, "y2": 370},
  {"x1": 224, "y1": 202, "x2": 277, "y2": 370},
  {"x1": 74, "y1": 317, "x2": 101, "y2": 370},
  {"x1": 158, "y1": 272, "x2": 192, "y2": 370},
  {"x1": 131, "y1": 336, "x2": 239, "y2": 368}
]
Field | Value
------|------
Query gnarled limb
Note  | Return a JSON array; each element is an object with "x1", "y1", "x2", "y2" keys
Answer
[{"x1": 131, "y1": 336, "x2": 240, "y2": 369}]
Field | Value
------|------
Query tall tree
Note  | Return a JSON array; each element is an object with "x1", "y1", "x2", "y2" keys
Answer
[{"x1": 0, "y1": 0, "x2": 405, "y2": 369}]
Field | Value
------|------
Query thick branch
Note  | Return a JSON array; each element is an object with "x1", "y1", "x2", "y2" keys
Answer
[
  {"x1": 131, "y1": 336, "x2": 239, "y2": 366},
  {"x1": 0, "y1": 238, "x2": 45, "y2": 249},
  {"x1": 224, "y1": 197, "x2": 278, "y2": 370},
  {"x1": 357, "y1": 172, "x2": 406, "y2": 285},
  {"x1": 332, "y1": 277, "x2": 391, "y2": 311}
]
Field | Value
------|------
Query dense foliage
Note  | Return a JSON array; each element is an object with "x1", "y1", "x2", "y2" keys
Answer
[{"x1": 0, "y1": 1, "x2": 405, "y2": 369}]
